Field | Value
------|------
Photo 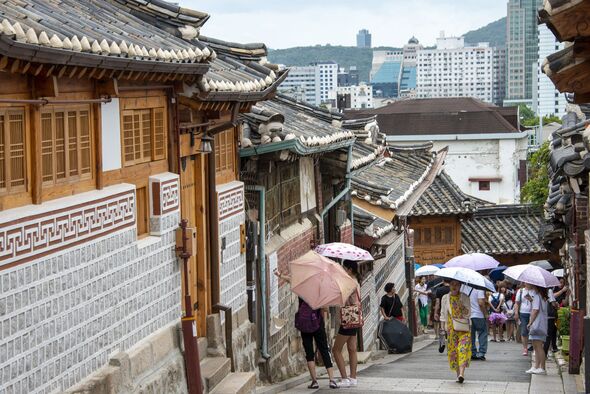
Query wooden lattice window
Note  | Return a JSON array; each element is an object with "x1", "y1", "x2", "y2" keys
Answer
[
  {"x1": 0, "y1": 108, "x2": 26, "y2": 194},
  {"x1": 260, "y1": 161, "x2": 301, "y2": 234},
  {"x1": 121, "y1": 107, "x2": 166, "y2": 166},
  {"x1": 215, "y1": 129, "x2": 236, "y2": 184}
]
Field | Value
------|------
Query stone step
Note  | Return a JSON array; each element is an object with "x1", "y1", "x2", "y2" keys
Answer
[
  {"x1": 198, "y1": 337, "x2": 208, "y2": 362},
  {"x1": 200, "y1": 357, "x2": 231, "y2": 392},
  {"x1": 210, "y1": 372, "x2": 256, "y2": 394}
]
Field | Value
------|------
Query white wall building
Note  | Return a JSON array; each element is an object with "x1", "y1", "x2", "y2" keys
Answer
[
  {"x1": 337, "y1": 83, "x2": 373, "y2": 110},
  {"x1": 279, "y1": 62, "x2": 338, "y2": 106},
  {"x1": 416, "y1": 33, "x2": 505, "y2": 104},
  {"x1": 533, "y1": 24, "x2": 567, "y2": 116}
]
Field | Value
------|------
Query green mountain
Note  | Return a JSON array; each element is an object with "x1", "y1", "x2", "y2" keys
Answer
[
  {"x1": 267, "y1": 17, "x2": 507, "y2": 82},
  {"x1": 464, "y1": 17, "x2": 506, "y2": 47}
]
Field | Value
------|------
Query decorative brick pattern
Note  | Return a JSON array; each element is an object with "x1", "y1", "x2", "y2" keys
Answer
[
  {"x1": 149, "y1": 173, "x2": 180, "y2": 236},
  {"x1": 218, "y1": 182, "x2": 247, "y2": 318},
  {"x1": 0, "y1": 181, "x2": 181, "y2": 394},
  {"x1": 0, "y1": 189, "x2": 135, "y2": 269}
]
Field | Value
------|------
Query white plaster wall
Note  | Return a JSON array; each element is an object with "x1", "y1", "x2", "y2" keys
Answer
[
  {"x1": 100, "y1": 99, "x2": 122, "y2": 172},
  {"x1": 299, "y1": 158, "x2": 316, "y2": 213}
]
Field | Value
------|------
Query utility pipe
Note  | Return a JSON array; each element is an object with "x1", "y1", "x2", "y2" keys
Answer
[
  {"x1": 207, "y1": 135, "x2": 220, "y2": 307},
  {"x1": 245, "y1": 185, "x2": 271, "y2": 360},
  {"x1": 321, "y1": 144, "x2": 353, "y2": 220}
]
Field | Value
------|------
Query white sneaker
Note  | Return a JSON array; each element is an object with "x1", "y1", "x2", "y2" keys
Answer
[
  {"x1": 525, "y1": 367, "x2": 536, "y2": 374},
  {"x1": 532, "y1": 368, "x2": 547, "y2": 375},
  {"x1": 348, "y1": 378, "x2": 357, "y2": 387},
  {"x1": 338, "y1": 378, "x2": 351, "y2": 388}
]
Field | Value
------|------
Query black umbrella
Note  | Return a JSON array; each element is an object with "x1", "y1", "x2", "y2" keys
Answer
[{"x1": 378, "y1": 319, "x2": 413, "y2": 353}]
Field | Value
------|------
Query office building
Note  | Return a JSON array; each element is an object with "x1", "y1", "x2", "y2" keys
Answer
[
  {"x1": 279, "y1": 62, "x2": 338, "y2": 106},
  {"x1": 357, "y1": 29, "x2": 372, "y2": 48},
  {"x1": 337, "y1": 83, "x2": 374, "y2": 110},
  {"x1": 338, "y1": 66, "x2": 360, "y2": 86},
  {"x1": 533, "y1": 24, "x2": 567, "y2": 116},
  {"x1": 505, "y1": 0, "x2": 543, "y2": 106}
]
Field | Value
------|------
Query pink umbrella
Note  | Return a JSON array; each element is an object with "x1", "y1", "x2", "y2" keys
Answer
[
  {"x1": 314, "y1": 242, "x2": 373, "y2": 261},
  {"x1": 289, "y1": 251, "x2": 358, "y2": 309},
  {"x1": 503, "y1": 264, "x2": 560, "y2": 288},
  {"x1": 444, "y1": 253, "x2": 500, "y2": 271}
]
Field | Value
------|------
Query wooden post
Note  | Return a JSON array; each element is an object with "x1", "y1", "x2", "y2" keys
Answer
[
  {"x1": 29, "y1": 104, "x2": 42, "y2": 204},
  {"x1": 92, "y1": 84, "x2": 103, "y2": 190}
]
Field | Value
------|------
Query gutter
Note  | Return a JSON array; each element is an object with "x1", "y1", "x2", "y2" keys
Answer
[
  {"x1": 385, "y1": 130, "x2": 529, "y2": 142},
  {"x1": 240, "y1": 138, "x2": 354, "y2": 158}
]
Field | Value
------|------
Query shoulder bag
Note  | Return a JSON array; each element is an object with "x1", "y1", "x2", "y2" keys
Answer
[
  {"x1": 529, "y1": 299, "x2": 548, "y2": 337},
  {"x1": 451, "y1": 295, "x2": 470, "y2": 332},
  {"x1": 341, "y1": 288, "x2": 364, "y2": 329}
]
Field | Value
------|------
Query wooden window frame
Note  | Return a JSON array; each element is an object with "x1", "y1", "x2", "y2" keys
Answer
[
  {"x1": 120, "y1": 106, "x2": 167, "y2": 167},
  {"x1": 214, "y1": 128, "x2": 236, "y2": 184},
  {"x1": 478, "y1": 180, "x2": 491, "y2": 191},
  {"x1": 0, "y1": 107, "x2": 27, "y2": 196},
  {"x1": 135, "y1": 186, "x2": 150, "y2": 238}
]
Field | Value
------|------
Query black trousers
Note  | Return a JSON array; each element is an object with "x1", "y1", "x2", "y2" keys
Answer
[
  {"x1": 301, "y1": 323, "x2": 333, "y2": 368},
  {"x1": 544, "y1": 318, "x2": 558, "y2": 354}
]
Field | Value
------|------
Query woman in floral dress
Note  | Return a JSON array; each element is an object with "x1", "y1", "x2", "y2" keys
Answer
[{"x1": 440, "y1": 280, "x2": 472, "y2": 383}]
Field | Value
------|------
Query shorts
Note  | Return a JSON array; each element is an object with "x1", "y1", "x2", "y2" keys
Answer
[
  {"x1": 338, "y1": 326, "x2": 359, "y2": 336},
  {"x1": 529, "y1": 333, "x2": 547, "y2": 342},
  {"x1": 519, "y1": 313, "x2": 530, "y2": 337}
]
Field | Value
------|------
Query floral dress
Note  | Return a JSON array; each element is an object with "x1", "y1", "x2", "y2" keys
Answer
[{"x1": 447, "y1": 293, "x2": 472, "y2": 371}]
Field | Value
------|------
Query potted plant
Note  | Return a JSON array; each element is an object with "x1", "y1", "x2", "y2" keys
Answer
[{"x1": 557, "y1": 307, "x2": 570, "y2": 354}]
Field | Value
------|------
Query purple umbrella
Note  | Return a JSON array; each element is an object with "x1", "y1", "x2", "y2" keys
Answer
[
  {"x1": 444, "y1": 253, "x2": 500, "y2": 271},
  {"x1": 503, "y1": 264, "x2": 560, "y2": 288}
]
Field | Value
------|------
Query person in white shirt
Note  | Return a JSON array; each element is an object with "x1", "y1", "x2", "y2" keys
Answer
[
  {"x1": 525, "y1": 286, "x2": 548, "y2": 375},
  {"x1": 514, "y1": 283, "x2": 534, "y2": 356},
  {"x1": 415, "y1": 277, "x2": 431, "y2": 333},
  {"x1": 468, "y1": 288, "x2": 488, "y2": 360}
]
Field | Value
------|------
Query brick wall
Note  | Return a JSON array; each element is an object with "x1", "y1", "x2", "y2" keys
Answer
[
  {"x1": 339, "y1": 221, "x2": 353, "y2": 244},
  {"x1": 0, "y1": 175, "x2": 181, "y2": 393}
]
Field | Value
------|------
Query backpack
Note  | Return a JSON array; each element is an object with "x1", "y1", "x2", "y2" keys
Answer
[{"x1": 295, "y1": 301, "x2": 321, "y2": 333}]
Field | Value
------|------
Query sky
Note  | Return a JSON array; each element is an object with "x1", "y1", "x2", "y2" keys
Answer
[{"x1": 179, "y1": 1, "x2": 507, "y2": 49}]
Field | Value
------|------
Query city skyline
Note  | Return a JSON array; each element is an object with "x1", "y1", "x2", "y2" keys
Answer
[{"x1": 179, "y1": 0, "x2": 506, "y2": 49}]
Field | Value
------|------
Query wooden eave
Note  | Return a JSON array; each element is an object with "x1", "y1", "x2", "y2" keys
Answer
[
  {"x1": 539, "y1": 0, "x2": 590, "y2": 42},
  {"x1": 194, "y1": 71, "x2": 289, "y2": 103},
  {"x1": 543, "y1": 39, "x2": 590, "y2": 95}
]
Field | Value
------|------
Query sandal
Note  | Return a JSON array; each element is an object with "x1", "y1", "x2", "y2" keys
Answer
[
  {"x1": 458, "y1": 375, "x2": 464, "y2": 384},
  {"x1": 329, "y1": 380, "x2": 339, "y2": 389},
  {"x1": 308, "y1": 381, "x2": 319, "y2": 389}
]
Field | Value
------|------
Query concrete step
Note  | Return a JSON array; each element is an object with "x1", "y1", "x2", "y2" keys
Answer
[
  {"x1": 210, "y1": 372, "x2": 256, "y2": 394},
  {"x1": 198, "y1": 337, "x2": 208, "y2": 362},
  {"x1": 200, "y1": 357, "x2": 231, "y2": 392}
]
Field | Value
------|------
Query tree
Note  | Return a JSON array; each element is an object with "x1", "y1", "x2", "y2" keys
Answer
[
  {"x1": 518, "y1": 104, "x2": 562, "y2": 127},
  {"x1": 521, "y1": 141, "x2": 550, "y2": 208}
]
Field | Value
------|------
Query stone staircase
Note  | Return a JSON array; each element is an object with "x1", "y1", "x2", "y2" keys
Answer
[{"x1": 198, "y1": 337, "x2": 256, "y2": 394}]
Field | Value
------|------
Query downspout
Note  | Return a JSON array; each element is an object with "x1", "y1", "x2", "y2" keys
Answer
[
  {"x1": 245, "y1": 185, "x2": 271, "y2": 362},
  {"x1": 208, "y1": 135, "x2": 220, "y2": 307},
  {"x1": 321, "y1": 144, "x2": 353, "y2": 219}
]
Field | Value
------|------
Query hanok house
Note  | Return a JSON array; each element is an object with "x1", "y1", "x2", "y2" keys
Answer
[
  {"x1": 239, "y1": 94, "x2": 356, "y2": 382},
  {"x1": 351, "y1": 143, "x2": 445, "y2": 349},
  {"x1": 0, "y1": 1, "x2": 284, "y2": 393},
  {"x1": 539, "y1": 0, "x2": 590, "y2": 381}
]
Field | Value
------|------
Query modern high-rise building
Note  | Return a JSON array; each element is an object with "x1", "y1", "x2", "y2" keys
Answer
[
  {"x1": 533, "y1": 24, "x2": 567, "y2": 116},
  {"x1": 337, "y1": 66, "x2": 360, "y2": 86},
  {"x1": 416, "y1": 33, "x2": 505, "y2": 104},
  {"x1": 505, "y1": 0, "x2": 543, "y2": 106},
  {"x1": 357, "y1": 29, "x2": 372, "y2": 48},
  {"x1": 337, "y1": 83, "x2": 374, "y2": 110},
  {"x1": 278, "y1": 62, "x2": 338, "y2": 106}
]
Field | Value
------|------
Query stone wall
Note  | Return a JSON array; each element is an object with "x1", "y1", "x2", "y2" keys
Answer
[{"x1": 0, "y1": 174, "x2": 182, "y2": 393}]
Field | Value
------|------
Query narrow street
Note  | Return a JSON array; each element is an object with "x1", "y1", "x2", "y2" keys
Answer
[{"x1": 279, "y1": 339, "x2": 565, "y2": 393}]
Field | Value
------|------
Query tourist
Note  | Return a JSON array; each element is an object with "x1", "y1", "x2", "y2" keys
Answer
[
  {"x1": 514, "y1": 282, "x2": 534, "y2": 356},
  {"x1": 440, "y1": 280, "x2": 472, "y2": 383},
  {"x1": 554, "y1": 277, "x2": 570, "y2": 307},
  {"x1": 468, "y1": 286, "x2": 488, "y2": 360},
  {"x1": 504, "y1": 288, "x2": 516, "y2": 341},
  {"x1": 543, "y1": 288, "x2": 560, "y2": 356},
  {"x1": 434, "y1": 280, "x2": 451, "y2": 347},
  {"x1": 488, "y1": 286, "x2": 507, "y2": 342},
  {"x1": 526, "y1": 285, "x2": 549, "y2": 375},
  {"x1": 415, "y1": 276, "x2": 431, "y2": 333},
  {"x1": 380, "y1": 282, "x2": 404, "y2": 322},
  {"x1": 333, "y1": 260, "x2": 361, "y2": 388},
  {"x1": 273, "y1": 269, "x2": 339, "y2": 389}
]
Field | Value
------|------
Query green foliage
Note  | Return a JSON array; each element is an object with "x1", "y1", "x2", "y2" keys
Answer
[
  {"x1": 521, "y1": 141, "x2": 550, "y2": 208},
  {"x1": 557, "y1": 307, "x2": 570, "y2": 336},
  {"x1": 463, "y1": 17, "x2": 506, "y2": 47},
  {"x1": 519, "y1": 104, "x2": 562, "y2": 127}
]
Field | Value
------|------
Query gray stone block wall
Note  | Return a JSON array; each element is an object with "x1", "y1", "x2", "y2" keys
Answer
[{"x1": 0, "y1": 212, "x2": 181, "y2": 394}]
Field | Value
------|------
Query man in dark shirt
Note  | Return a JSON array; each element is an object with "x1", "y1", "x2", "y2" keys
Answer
[{"x1": 380, "y1": 283, "x2": 404, "y2": 321}]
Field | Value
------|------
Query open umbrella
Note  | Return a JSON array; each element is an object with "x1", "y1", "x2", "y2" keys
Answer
[
  {"x1": 378, "y1": 318, "x2": 413, "y2": 353},
  {"x1": 416, "y1": 265, "x2": 440, "y2": 277},
  {"x1": 503, "y1": 264, "x2": 560, "y2": 288},
  {"x1": 489, "y1": 266, "x2": 508, "y2": 283},
  {"x1": 552, "y1": 268, "x2": 565, "y2": 278},
  {"x1": 315, "y1": 242, "x2": 373, "y2": 261},
  {"x1": 529, "y1": 260, "x2": 553, "y2": 270},
  {"x1": 444, "y1": 253, "x2": 500, "y2": 271},
  {"x1": 289, "y1": 251, "x2": 357, "y2": 309},
  {"x1": 435, "y1": 267, "x2": 496, "y2": 292},
  {"x1": 433, "y1": 264, "x2": 446, "y2": 268}
]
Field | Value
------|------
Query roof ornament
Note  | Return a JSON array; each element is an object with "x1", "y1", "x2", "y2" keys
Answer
[
  {"x1": 49, "y1": 34, "x2": 64, "y2": 48},
  {"x1": 12, "y1": 22, "x2": 25, "y2": 42},
  {"x1": 80, "y1": 36, "x2": 91, "y2": 51},
  {"x1": 71, "y1": 36, "x2": 82, "y2": 51},
  {"x1": 178, "y1": 25, "x2": 199, "y2": 40},
  {"x1": 1, "y1": 19, "x2": 15, "y2": 36},
  {"x1": 91, "y1": 40, "x2": 102, "y2": 54},
  {"x1": 38, "y1": 31, "x2": 50, "y2": 46},
  {"x1": 62, "y1": 37, "x2": 73, "y2": 50},
  {"x1": 25, "y1": 28, "x2": 39, "y2": 44}
]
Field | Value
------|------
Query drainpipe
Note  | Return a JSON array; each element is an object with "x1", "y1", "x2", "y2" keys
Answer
[
  {"x1": 208, "y1": 135, "x2": 220, "y2": 307},
  {"x1": 245, "y1": 185, "x2": 271, "y2": 362},
  {"x1": 321, "y1": 144, "x2": 353, "y2": 237}
]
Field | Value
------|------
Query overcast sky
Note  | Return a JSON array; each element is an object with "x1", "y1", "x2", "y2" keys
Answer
[{"x1": 179, "y1": 1, "x2": 507, "y2": 49}]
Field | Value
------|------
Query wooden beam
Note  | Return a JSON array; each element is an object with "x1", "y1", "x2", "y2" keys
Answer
[
  {"x1": 78, "y1": 67, "x2": 88, "y2": 79},
  {"x1": 93, "y1": 85, "x2": 104, "y2": 190},
  {"x1": 96, "y1": 78, "x2": 119, "y2": 97},
  {"x1": 10, "y1": 59, "x2": 20, "y2": 74},
  {"x1": 0, "y1": 56, "x2": 8, "y2": 70},
  {"x1": 33, "y1": 76, "x2": 59, "y2": 98},
  {"x1": 33, "y1": 64, "x2": 44, "y2": 76},
  {"x1": 30, "y1": 104, "x2": 42, "y2": 204},
  {"x1": 21, "y1": 62, "x2": 31, "y2": 74},
  {"x1": 57, "y1": 66, "x2": 67, "y2": 79}
]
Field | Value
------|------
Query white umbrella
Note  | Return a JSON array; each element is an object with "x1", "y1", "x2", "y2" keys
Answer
[
  {"x1": 444, "y1": 253, "x2": 500, "y2": 271},
  {"x1": 503, "y1": 264, "x2": 560, "y2": 288},
  {"x1": 435, "y1": 267, "x2": 496, "y2": 292},
  {"x1": 415, "y1": 265, "x2": 440, "y2": 277},
  {"x1": 552, "y1": 268, "x2": 565, "y2": 278},
  {"x1": 529, "y1": 260, "x2": 553, "y2": 270}
]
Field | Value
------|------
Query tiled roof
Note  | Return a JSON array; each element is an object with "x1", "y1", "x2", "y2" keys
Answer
[
  {"x1": 346, "y1": 98, "x2": 520, "y2": 136},
  {"x1": 353, "y1": 206, "x2": 394, "y2": 239},
  {"x1": 351, "y1": 144, "x2": 435, "y2": 209},
  {"x1": 461, "y1": 205, "x2": 546, "y2": 255},
  {"x1": 410, "y1": 171, "x2": 490, "y2": 216},
  {"x1": 239, "y1": 95, "x2": 355, "y2": 156}
]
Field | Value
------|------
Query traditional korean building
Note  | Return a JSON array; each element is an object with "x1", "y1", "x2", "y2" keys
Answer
[
  {"x1": 538, "y1": 0, "x2": 590, "y2": 385},
  {"x1": 0, "y1": 1, "x2": 285, "y2": 392},
  {"x1": 239, "y1": 94, "x2": 356, "y2": 382}
]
